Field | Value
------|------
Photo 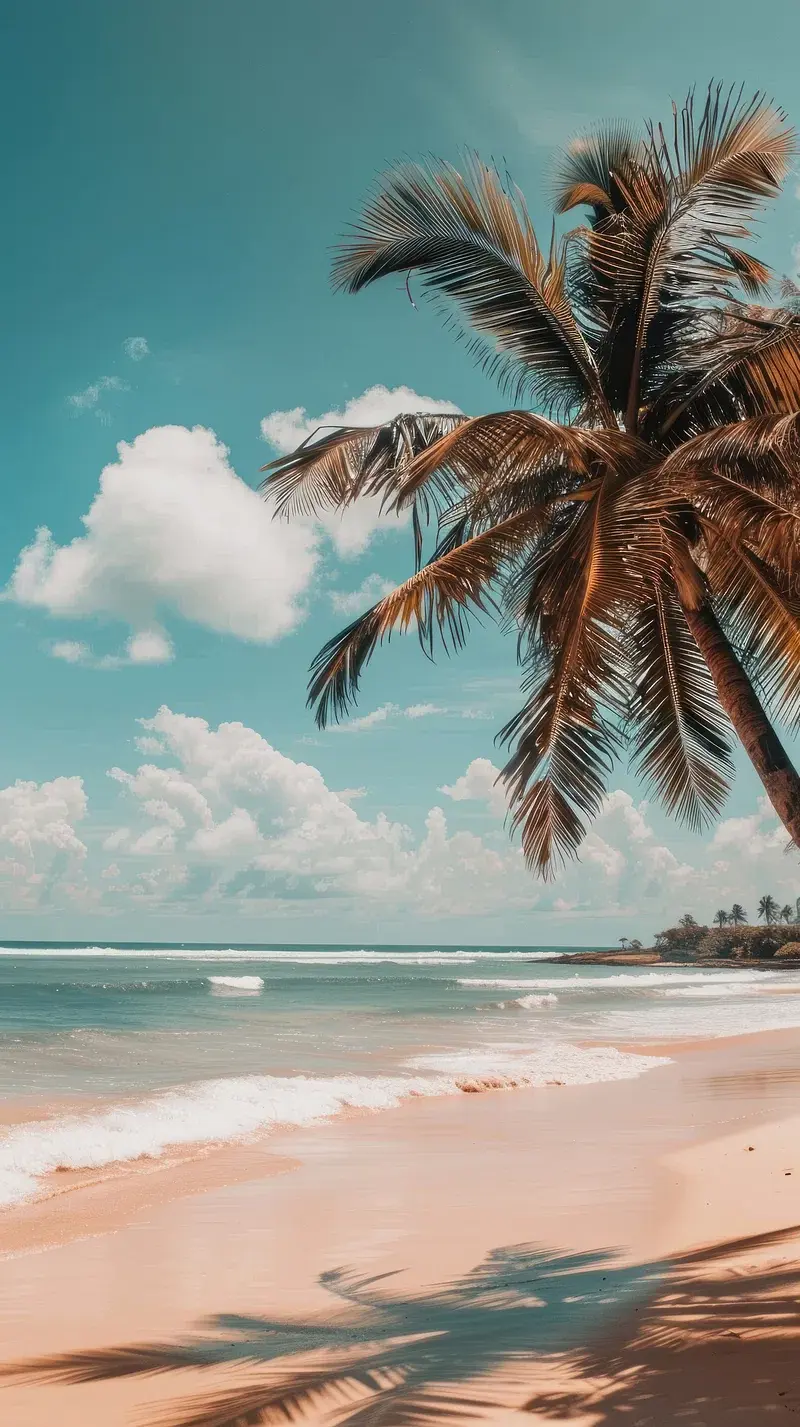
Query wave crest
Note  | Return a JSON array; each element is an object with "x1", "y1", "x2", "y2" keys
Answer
[{"x1": 0, "y1": 1042, "x2": 669, "y2": 1208}]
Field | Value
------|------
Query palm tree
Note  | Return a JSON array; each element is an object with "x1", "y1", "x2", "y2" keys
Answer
[
  {"x1": 758, "y1": 894, "x2": 779, "y2": 924},
  {"x1": 265, "y1": 85, "x2": 800, "y2": 876},
  {"x1": 679, "y1": 913, "x2": 700, "y2": 930},
  {"x1": 713, "y1": 909, "x2": 729, "y2": 928},
  {"x1": 781, "y1": 903, "x2": 795, "y2": 923},
  {"x1": 729, "y1": 903, "x2": 748, "y2": 926}
]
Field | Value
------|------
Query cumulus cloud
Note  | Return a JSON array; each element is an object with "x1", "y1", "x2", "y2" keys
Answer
[
  {"x1": 329, "y1": 573, "x2": 395, "y2": 615},
  {"x1": 7, "y1": 425, "x2": 319, "y2": 654},
  {"x1": 96, "y1": 706, "x2": 537, "y2": 917},
  {"x1": 13, "y1": 387, "x2": 462, "y2": 668},
  {"x1": 50, "y1": 628, "x2": 174, "y2": 669},
  {"x1": 262, "y1": 384, "x2": 462, "y2": 557},
  {"x1": 123, "y1": 336, "x2": 149, "y2": 361},
  {"x1": 440, "y1": 758, "x2": 508, "y2": 817},
  {"x1": 1, "y1": 706, "x2": 796, "y2": 931},
  {"x1": 0, "y1": 777, "x2": 87, "y2": 860},
  {"x1": 0, "y1": 775, "x2": 88, "y2": 909},
  {"x1": 51, "y1": 640, "x2": 91, "y2": 665}
]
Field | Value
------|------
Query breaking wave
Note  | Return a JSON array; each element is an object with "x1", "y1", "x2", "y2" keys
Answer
[
  {"x1": 207, "y1": 976, "x2": 264, "y2": 993},
  {"x1": 0, "y1": 947, "x2": 562, "y2": 965},
  {"x1": 0, "y1": 1042, "x2": 668, "y2": 1208},
  {"x1": 496, "y1": 993, "x2": 559, "y2": 1009},
  {"x1": 460, "y1": 970, "x2": 791, "y2": 991}
]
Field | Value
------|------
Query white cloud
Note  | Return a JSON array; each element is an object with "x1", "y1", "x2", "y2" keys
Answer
[
  {"x1": 332, "y1": 701, "x2": 450, "y2": 733},
  {"x1": 190, "y1": 808, "x2": 262, "y2": 858},
  {"x1": 332, "y1": 702, "x2": 399, "y2": 732},
  {"x1": 48, "y1": 628, "x2": 174, "y2": 669},
  {"x1": 0, "y1": 775, "x2": 88, "y2": 909},
  {"x1": 262, "y1": 384, "x2": 462, "y2": 558},
  {"x1": 440, "y1": 758, "x2": 508, "y2": 817},
  {"x1": 123, "y1": 336, "x2": 149, "y2": 361},
  {"x1": 1, "y1": 705, "x2": 797, "y2": 933},
  {"x1": 129, "y1": 824, "x2": 176, "y2": 856},
  {"x1": 329, "y1": 573, "x2": 394, "y2": 615},
  {"x1": 0, "y1": 776, "x2": 87, "y2": 860},
  {"x1": 135, "y1": 736, "x2": 165, "y2": 756},
  {"x1": 406, "y1": 703, "x2": 446, "y2": 719},
  {"x1": 262, "y1": 383, "x2": 461, "y2": 456},
  {"x1": 123, "y1": 628, "x2": 173, "y2": 665},
  {"x1": 51, "y1": 640, "x2": 91, "y2": 665},
  {"x1": 68, "y1": 375, "x2": 128, "y2": 419},
  {"x1": 7, "y1": 425, "x2": 319, "y2": 655},
  {"x1": 95, "y1": 707, "x2": 537, "y2": 917},
  {"x1": 711, "y1": 799, "x2": 788, "y2": 858}
]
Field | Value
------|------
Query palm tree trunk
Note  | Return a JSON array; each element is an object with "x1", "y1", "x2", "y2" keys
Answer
[{"x1": 679, "y1": 595, "x2": 800, "y2": 849}]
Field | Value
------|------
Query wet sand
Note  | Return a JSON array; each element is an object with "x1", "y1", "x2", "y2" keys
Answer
[{"x1": 1, "y1": 1029, "x2": 799, "y2": 1423}]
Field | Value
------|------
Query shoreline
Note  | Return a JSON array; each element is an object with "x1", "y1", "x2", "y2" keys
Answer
[
  {"x1": 0, "y1": 1023, "x2": 798, "y2": 1258},
  {"x1": 1, "y1": 1027, "x2": 800, "y2": 1422}
]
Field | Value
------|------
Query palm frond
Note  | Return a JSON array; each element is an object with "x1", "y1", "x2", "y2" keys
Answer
[
  {"x1": 685, "y1": 474, "x2": 800, "y2": 577},
  {"x1": 704, "y1": 528, "x2": 800, "y2": 723},
  {"x1": 653, "y1": 310, "x2": 800, "y2": 437},
  {"x1": 333, "y1": 156, "x2": 610, "y2": 418},
  {"x1": 389, "y1": 411, "x2": 652, "y2": 522},
  {"x1": 626, "y1": 580, "x2": 733, "y2": 826},
  {"x1": 261, "y1": 412, "x2": 467, "y2": 519},
  {"x1": 553, "y1": 122, "x2": 643, "y2": 216},
  {"x1": 658, "y1": 411, "x2": 800, "y2": 513},
  {"x1": 308, "y1": 507, "x2": 555, "y2": 727},
  {"x1": 577, "y1": 87, "x2": 793, "y2": 426},
  {"x1": 498, "y1": 478, "x2": 663, "y2": 873}
]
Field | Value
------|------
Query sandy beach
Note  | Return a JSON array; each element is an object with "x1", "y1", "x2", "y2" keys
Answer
[{"x1": 0, "y1": 1027, "x2": 798, "y2": 1425}]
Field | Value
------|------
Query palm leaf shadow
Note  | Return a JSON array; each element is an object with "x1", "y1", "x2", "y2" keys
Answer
[
  {"x1": 0, "y1": 1242, "x2": 663, "y2": 1425},
  {"x1": 4, "y1": 1228, "x2": 800, "y2": 1424}
]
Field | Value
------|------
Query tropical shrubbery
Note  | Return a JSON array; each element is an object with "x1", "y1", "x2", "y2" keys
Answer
[
  {"x1": 774, "y1": 942, "x2": 800, "y2": 959},
  {"x1": 653, "y1": 921, "x2": 709, "y2": 956},
  {"x1": 694, "y1": 925, "x2": 788, "y2": 960}
]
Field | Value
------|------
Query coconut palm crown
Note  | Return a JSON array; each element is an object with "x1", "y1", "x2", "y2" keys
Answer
[{"x1": 264, "y1": 85, "x2": 800, "y2": 877}]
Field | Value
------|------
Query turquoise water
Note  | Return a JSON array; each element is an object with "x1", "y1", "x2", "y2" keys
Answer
[
  {"x1": 1, "y1": 943, "x2": 799, "y2": 1208},
  {"x1": 0, "y1": 943, "x2": 585, "y2": 1093}
]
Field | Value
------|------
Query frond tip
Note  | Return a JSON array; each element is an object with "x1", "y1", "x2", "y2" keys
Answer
[{"x1": 333, "y1": 155, "x2": 609, "y2": 418}]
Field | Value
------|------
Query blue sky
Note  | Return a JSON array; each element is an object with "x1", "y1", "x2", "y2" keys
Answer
[{"x1": 1, "y1": 0, "x2": 800, "y2": 944}]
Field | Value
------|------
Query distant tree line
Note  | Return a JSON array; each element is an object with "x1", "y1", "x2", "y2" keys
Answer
[
  {"x1": 681, "y1": 895, "x2": 800, "y2": 929},
  {"x1": 652, "y1": 897, "x2": 800, "y2": 961}
]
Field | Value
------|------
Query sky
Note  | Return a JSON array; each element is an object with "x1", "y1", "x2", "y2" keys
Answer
[{"x1": 1, "y1": 0, "x2": 800, "y2": 945}]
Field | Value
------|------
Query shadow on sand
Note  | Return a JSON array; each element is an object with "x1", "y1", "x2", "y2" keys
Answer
[{"x1": 3, "y1": 1226, "x2": 800, "y2": 1424}]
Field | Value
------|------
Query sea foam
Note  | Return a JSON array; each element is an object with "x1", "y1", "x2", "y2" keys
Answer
[
  {"x1": 0, "y1": 1042, "x2": 669, "y2": 1208},
  {"x1": 495, "y1": 993, "x2": 559, "y2": 1009},
  {"x1": 0, "y1": 947, "x2": 561, "y2": 964},
  {"x1": 459, "y1": 970, "x2": 791, "y2": 991},
  {"x1": 207, "y1": 975, "x2": 264, "y2": 992}
]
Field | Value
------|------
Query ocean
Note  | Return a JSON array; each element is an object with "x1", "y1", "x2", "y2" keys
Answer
[{"x1": 1, "y1": 942, "x2": 800, "y2": 1210}]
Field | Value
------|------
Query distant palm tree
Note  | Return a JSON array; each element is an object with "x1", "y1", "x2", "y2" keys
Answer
[
  {"x1": 678, "y1": 913, "x2": 699, "y2": 930},
  {"x1": 266, "y1": 85, "x2": 800, "y2": 877},
  {"x1": 713, "y1": 909, "x2": 729, "y2": 928},
  {"x1": 729, "y1": 903, "x2": 748, "y2": 926},
  {"x1": 758, "y1": 894, "x2": 779, "y2": 924},
  {"x1": 781, "y1": 904, "x2": 795, "y2": 923}
]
